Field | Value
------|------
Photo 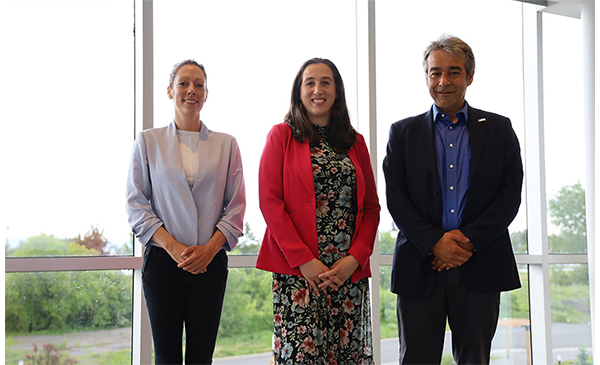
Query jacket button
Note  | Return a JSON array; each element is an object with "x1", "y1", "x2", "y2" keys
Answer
[{"x1": 433, "y1": 189, "x2": 439, "y2": 195}]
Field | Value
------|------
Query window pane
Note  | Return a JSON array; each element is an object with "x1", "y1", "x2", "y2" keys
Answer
[
  {"x1": 375, "y1": 0, "x2": 526, "y2": 254},
  {"x1": 379, "y1": 231, "x2": 397, "y2": 256},
  {"x1": 153, "y1": 0, "x2": 358, "y2": 249},
  {"x1": 5, "y1": 270, "x2": 133, "y2": 364},
  {"x1": 0, "y1": 0, "x2": 135, "y2": 257},
  {"x1": 379, "y1": 265, "x2": 399, "y2": 364},
  {"x1": 550, "y1": 264, "x2": 592, "y2": 364},
  {"x1": 216, "y1": 268, "x2": 273, "y2": 361},
  {"x1": 379, "y1": 266, "x2": 397, "y2": 340},
  {"x1": 542, "y1": 14, "x2": 587, "y2": 254},
  {"x1": 493, "y1": 265, "x2": 531, "y2": 364}
]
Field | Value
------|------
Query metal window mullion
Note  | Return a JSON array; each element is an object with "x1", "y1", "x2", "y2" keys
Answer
[
  {"x1": 522, "y1": 3, "x2": 553, "y2": 364},
  {"x1": 132, "y1": 0, "x2": 154, "y2": 363},
  {"x1": 580, "y1": 1, "x2": 596, "y2": 357},
  {"x1": 355, "y1": 0, "x2": 380, "y2": 363}
]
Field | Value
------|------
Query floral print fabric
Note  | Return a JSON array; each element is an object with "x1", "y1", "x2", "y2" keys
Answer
[{"x1": 272, "y1": 125, "x2": 373, "y2": 365}]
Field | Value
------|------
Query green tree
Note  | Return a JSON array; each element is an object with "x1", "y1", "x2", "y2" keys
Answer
[
  {"x1": 548, "y1": 182, "x2": 586, "y2": 237},
  {"x1": 5, "y1": 233, "x2": 132, "y2": 333},
  {"x1": 548, "y1": 182, "x2": 587, "y2": 253},
  {"x1": 576, "y1": 343, "x2": 591, "y2": 365},
  {"x1": 231, "y1": 222, "x2": 261, "y2": 255},
  {"x1": 545, "y1": 183, "x2": 591, "y2": 325},
  {"x1": 378, "y1": 231, "x2": 396, "y2": 255},
  {"x1": 499, "y1": 271, "x2": 530, "y2": 320},
  {"x1": 6, "y1": 270, "x2": 133, "y2": 333},
  {"x1": 7, "y1": 233, "x2": 98, "y2": 258},
  {"x1": 218, "y1": 268, "x2": 272, "y2": 343},
  {"x1": 510, "y1": 229, "x2": 527, "y2": 253},
  {"x1": 510, "y1": 183, "x2": 587, "y2": 253}
]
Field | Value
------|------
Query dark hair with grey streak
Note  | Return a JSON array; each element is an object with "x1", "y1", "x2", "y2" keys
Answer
[
  {"x1": 423, "y1": 35, "x2": 475, "y2": 78},
  {"x1": 285, "y1": 57, "x2": 356, "y2": 153},
  {"x1": 169, "y1": 59, "x2": 207, "y2": 88}
]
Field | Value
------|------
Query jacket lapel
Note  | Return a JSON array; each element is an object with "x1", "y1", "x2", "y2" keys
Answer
[
  {"x1": 293, "y1": 136, "x2": 316, "y2": 197},
  {"x1": 418, "y1": 109, "x2": 440, "y2": 180},
  {"x1": 467, "y1": 107, "x2": 488, "y2": 177}
]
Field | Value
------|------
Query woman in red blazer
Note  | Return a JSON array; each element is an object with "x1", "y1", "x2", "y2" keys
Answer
[{"x1": 256, "y1": 58, "x2": 380, "y2": 364}]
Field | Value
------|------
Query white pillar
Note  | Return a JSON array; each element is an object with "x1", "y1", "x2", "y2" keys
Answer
[
  {"x1": 522, "y1": 4, "x2": 553, "y2": 364},
  {"x1": 356, "y1": 0, "x2": 379, "y2": 363},
  {"x1": 132, "y1": 0, "x2": 154, "y2": 363},
  {"x1": 581, "y1": 0, "x2": 596, "y2": 359}
]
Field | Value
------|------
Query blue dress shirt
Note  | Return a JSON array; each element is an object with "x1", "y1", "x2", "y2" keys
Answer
[{"x1": 433, "y1": 103, "x2": 471, "y2": 231}]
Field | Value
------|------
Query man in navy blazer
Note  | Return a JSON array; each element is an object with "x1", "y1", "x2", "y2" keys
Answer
[{"x1": 383, "y1": 35, "x2": 523, "y2": 364}]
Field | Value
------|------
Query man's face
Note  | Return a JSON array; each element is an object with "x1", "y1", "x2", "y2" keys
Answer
[{"x1": 426, "y1": 50, "x2": 473, "y2": 118}]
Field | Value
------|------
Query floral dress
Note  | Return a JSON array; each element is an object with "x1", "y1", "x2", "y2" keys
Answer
[{"x1": 272, "y1": 125, "x2": 373, "y2": 365}]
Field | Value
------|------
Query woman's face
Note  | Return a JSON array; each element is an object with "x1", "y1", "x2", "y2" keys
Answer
[
  {"x1": 299, "y1": 63, "x2": 336, "y2": 126},
  {"x1": 168, "y1": 64, "x2": 208, "y2": 119}
]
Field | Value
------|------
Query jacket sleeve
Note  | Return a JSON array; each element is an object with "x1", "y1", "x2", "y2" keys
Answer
[
  {"x1": 460, "y1": 119, "x2": 524, "y2": 252},
  {"x1": 382, "y1": 122, "x2": 445, "y2": 257},
  {"x1": 216, "y1": 137, "x2": 246, "y2": 251},
  {"x1": 348, "y1": 135, "x2": 380, "y2": 270},
  {"x1": 258, "y1": 126, "x2": 315, "y2": 269},
  {"x1": 125, "y1": 132, "x2": 163, "y2": 245}
]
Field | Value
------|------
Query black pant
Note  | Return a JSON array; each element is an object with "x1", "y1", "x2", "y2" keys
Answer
[
  {"x1": 396, "y1": 268, "x2": 500, "y2": 365},
  {"x1": 142, "y1": 245, "x2": 228, "y2": 365}
]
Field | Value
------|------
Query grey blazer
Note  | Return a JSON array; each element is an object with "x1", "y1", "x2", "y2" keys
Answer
[{"x1": 126, "y1": 121, "x2": 245, "y2": 250}]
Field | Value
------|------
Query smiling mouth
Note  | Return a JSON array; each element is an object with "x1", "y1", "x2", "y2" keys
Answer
[
  {"x1": 184, "y1": 100, "x2": 198, "y2": 104},
  {"x1": 312, "y1": 98, "x2": 326, "y2": 105}
]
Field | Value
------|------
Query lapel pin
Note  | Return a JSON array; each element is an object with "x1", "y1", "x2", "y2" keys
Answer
[{"x1": 477, "y1": 118, "x2": 487, "y2": 123}]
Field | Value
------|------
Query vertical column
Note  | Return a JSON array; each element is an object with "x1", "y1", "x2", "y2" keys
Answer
[
  {"x1": 355, "y1": 0, "x2": 379, "y2": 363},
  {"x1": 581, "y1": 0, "x2": 596, "y2": 357},
  {"x1": 132, "y1": 0, "x2": 153, "y2": 364},
  {"x1": 522, "y1": 3, "x2": 553, "y2": 364}
]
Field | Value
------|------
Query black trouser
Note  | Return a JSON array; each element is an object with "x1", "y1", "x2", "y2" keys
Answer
[
  {"x1": 396, "y1": 268, "x2": 500, "y2": 365},
  {"x1": 142, "y1": 245, "x2": 228, "y2": 365}
]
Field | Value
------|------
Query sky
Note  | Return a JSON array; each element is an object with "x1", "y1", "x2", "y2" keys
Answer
[{"x1": 0, "y1": 0, "x2": 586, "y2": 251}]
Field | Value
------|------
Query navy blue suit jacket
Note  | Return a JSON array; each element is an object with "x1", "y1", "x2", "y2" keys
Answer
[{"x1": 383, "y1": 106, "x2": 523, "y2": 298}]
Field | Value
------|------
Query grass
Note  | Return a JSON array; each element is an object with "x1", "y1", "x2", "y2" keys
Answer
[
  {"x1": 78, "y1": 349, "x2": 131, "y2": 364},
  {"x1": 214, "y1": 330, "x2": 273, "y2": 358},
  {"x1": 5, "y1": 337, "x2": 28, "y2": 365}
]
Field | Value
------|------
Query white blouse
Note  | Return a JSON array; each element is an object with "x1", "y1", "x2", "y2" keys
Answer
[{"x1": 177, "y1": 129, "x2": 201, "y2": 190}]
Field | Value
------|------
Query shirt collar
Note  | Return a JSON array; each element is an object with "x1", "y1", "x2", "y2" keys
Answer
[{"x1": 433, "y1": 101, "x2": 469, "y2": 124}]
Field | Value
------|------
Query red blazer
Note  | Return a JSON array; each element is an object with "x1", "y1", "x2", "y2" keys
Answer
[{"x1": 256, "y1": 123, "x2": 380, "y2": 282}]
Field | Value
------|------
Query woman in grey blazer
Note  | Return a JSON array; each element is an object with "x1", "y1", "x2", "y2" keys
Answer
[{"x1": 126, "y1": 60, "x2": 246, "y2": 364}]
